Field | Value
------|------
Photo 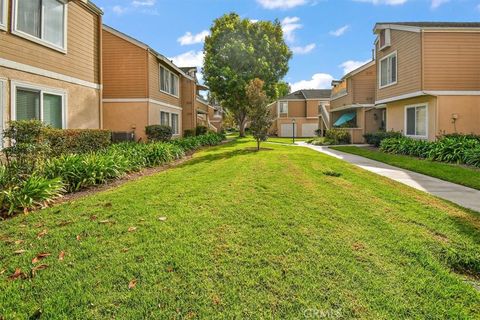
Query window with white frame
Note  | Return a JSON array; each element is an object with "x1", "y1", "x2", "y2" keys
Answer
[
  {"x1": 160, "y1": 111, "x2": 170, "y2": 126},
  {"x1": 405, "y1": 104, "x2": 427, "y2": 138},
  {"x1": 171, "y1": 113, "x2": 179, "y2": 134},
  {"x1": 14, "y1": 0, "x2": 67, "y2": 50},
  {"x1": 379, "y1": 52, "x2": 397, "y2": 88},
  {"x1": 379, "y1": 29, "x2": 391, "y2": 50},
  {"x1": 279, "y1": 101, "x2": 288, "y2": 114},
  {"x1": 0, "y1": 0, "x2": 7, "y2": 28},
  {"x1": 159, "y1": 66, "x2": 179, "y2": 96},
  {"x1": 14, "y1": 85, "x2": 65, "y2": 128}
]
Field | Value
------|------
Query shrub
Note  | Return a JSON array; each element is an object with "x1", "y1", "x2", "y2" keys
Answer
[
  {"x1": 325, "y1": 129, "x2": 350, "y2": 145},
  {"x1": 195, "y1": 126, "x2": 208, "y2": 136},
  {"x1": 306, "y1": 137, "x2": 331, "y2": 146},
  {"x1": 0, "y1": 166, "x2": 64, "y2": 216},
  {"x1": 380, "y1": 134, "x2": 480, "y2": 168},
  {"x1": 2, "y1": 120, "x2": 50, "y2": 174},
  {"x1": 145, "y1": 125, "x2": 173, "y2": 142},
  {"x1": 364, "y1": 131, "x2": 402, "y2": 147},
  {"x1": 43, "y1": 128, "x2": 111, "y2": 156},
  {"x1": 184, "y1": 129, "x2": 195, "y2": 137},
  {"x1": 464, "y1": 147, "x2": 480, "y2": 167}
]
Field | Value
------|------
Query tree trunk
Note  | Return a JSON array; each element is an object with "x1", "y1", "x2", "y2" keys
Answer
[
  {"x1": 257, "y1": 139, "x2": 260, "y2": 151},
  {"x1": 238, "y1": 117, "x2": 247, "y2": 137}
]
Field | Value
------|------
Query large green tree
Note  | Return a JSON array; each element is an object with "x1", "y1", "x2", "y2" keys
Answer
[{"x1": 203, "y1": 13, "x2": 291, "y2": 137}]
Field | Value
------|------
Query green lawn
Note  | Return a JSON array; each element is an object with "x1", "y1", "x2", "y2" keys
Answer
[
  {"x1": 1, "y1": 138, "x2": 480, "y2": 318},
  {"x1": 266, "y1": 136, "x2": 308, "y2": 144},
  {"x1": 331, "y1": 146, "x2": 480, "y2": 191}
]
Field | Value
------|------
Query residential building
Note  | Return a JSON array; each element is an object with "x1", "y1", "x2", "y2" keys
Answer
[
  {"x1": 0, "y1": 0, "x2": 103, "y2": 145},
  {"x1": 374, "y1": 22, "x2": 480, "y2": 140},
  {"x1": 102, "y1": 25, "x2": 194, "y2": 141},
  {"x1": 330, "y1": 60, "x2": 384, "y2": 143},
  {"x1": 269, "y1": 89, "x2": 331, "y2": 137},
  {"x1": 208, "y1": 104, "x2": 224, "y2": 133}
]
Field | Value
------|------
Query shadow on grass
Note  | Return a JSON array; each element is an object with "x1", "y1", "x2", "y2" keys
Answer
[{"x1": 180, "y1": 146, "x2": 273, "y2": 167}]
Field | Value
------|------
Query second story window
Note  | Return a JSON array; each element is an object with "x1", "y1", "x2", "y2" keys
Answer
[
  {"x1": 379, "y1": 29, "x2": 391, "y2": 50},
  {"x1": 0, "y1": 0, "x2": 7, "y2": 29},
  {"x1": 379, "y1": 51, "x2": 397, "y2": 88},
  {"x1": 14, "y1": 0, "x2": 66, "y2": 50},
  {"x1": 279, "y1": 101, "x2": 288, "y2": 115},
  {"x1": 160, "y1": 66, "x2": 179, "y2": 97}
]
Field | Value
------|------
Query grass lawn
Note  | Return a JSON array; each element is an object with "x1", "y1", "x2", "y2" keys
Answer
[
  {"x1": 331, "y1": 146, "x2": 480, "y2": 191},
  {"x1": 266, "y1": 136, "x2": 308, "y2": 144},
  {"x1": 1, "y1": 138, "x2": 480, "y2": 318}
]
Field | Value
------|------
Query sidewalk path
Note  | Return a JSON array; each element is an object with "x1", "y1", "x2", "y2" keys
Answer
[{"x1": 298, "y1": 142, "x2": 480, "y2": 212}]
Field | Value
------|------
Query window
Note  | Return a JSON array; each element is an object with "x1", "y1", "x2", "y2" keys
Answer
[
  {"x1": 279, "y1": 101, "x2": 288, "y2": 114},
  {"x1": 0, "y1": 0, "x2": 7, "y2": 29},
  {"x1": 171, "y1": 114, "x2": 179, "y2": 134},
  {"x1": 160, "y1": 111, "x2": 170, "y2": 126},
  {"x1": 379, "y1": 29, "x2": 391, "y2": 50},
  {"x1": 159, "y1": 66, "x2": 179, "y2": 97},
  {"x1": 0, "y1": 80, "x2": 5, "y2": 148},
  {"x1": 14, "y1": 0, "x2": 66, "y2": 50},
  {"x1": 405, "y1": 104, "x2": 427, "y2": 138},
  {"x1": 379, "y1": 52, "x2": 397, "y2": 88},
  {"x1": 14, "y1": 85, "x2": 65, "y2": 128}
]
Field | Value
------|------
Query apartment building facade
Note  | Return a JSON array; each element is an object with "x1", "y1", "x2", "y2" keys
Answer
[
  {"x1": 374, "y1": 22, "x2": 480, "y2": 140},
  {"x1": 0, "y1": 0, "x2": 103, "y2": 145}
]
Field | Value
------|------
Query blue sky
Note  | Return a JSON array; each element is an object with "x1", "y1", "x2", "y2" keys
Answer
[{"x1": 96, "y1": 0, "x2": 480, "y2": 91}]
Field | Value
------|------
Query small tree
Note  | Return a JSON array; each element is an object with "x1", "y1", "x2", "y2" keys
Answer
[{"x1": 246, "y1": 79, "x2": 273, "y2": 151}]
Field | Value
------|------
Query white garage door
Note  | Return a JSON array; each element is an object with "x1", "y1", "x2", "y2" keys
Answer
[
  {"x1": 280, "y1": 124, "x2": 295, "y2": 137},
  {"x1": 301, "y1": 123, "x2": 318, "y2": 137}
]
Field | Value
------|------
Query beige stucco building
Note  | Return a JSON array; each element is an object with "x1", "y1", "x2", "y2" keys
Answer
[
  {"x1": 0, "y1": 0, "x2": 103, "y2": 146},
  {"x1": 330, "y1": 60, "x2": 384, "y2": 143},
  {"x1": 374, "y1": 22, "x2": 480, "y2": 140},
  {"x1": 269, "y1": 89, "x2": 331, "y2": 138}
]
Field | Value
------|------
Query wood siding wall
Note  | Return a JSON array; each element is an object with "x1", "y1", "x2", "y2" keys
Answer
[
  {"x1": 148, "y1": 53, "x2": 181, "y2": 106},
  {"x1": 287, "y1": 101, "x2": 306, "y2": 117},
  {"x1": 0, "y1": 0, "x2": 100, "y2": 84},
  {"x1": 376, "y1": 29, "x2": 422, "y2": 101},
  {"x1": 352, "y1": 65, "x2": 376, "y2": 104},
  {"x1": 102, "y1": 29, "x2": 148, "y2": 98},
  {"x1": 423, "y1": 32, "x2": 480, "y2": 91}
]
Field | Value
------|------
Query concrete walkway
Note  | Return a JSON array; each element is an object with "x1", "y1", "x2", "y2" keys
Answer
[{"x1": 297, "y1": 142, "x2": 480, "y2": 213}]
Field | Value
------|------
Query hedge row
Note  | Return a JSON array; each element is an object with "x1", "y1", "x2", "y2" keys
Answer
[
  {"x1": 380, "y1": 135, "x2": 480, "y2": 167},
  {"x1": 0, "y1": 133, "x2": 225, "y2": 216}
]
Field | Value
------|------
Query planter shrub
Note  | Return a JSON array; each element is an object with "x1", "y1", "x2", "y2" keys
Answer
[
  {"x1": 145, "y1": 125, "x2": 173, "y2": 142},
  {"x1": 364, "y1": 131, "x2": 402, "y2": 147},
  {"x1": 325, "y1": 129, "x2": 350, "y2": 145},
  {"x1": 380, "y1": 134, "x2": 480, "y2": 168},
  {"x1": 184, "y1": 129, "x2": 195, "y2": 137},
  {"x1": 43, "y1": 128, "x2": 111, "y2": 156},
  {"x1": 195, "y1": 126, "x2": 208, "y2": 136}
]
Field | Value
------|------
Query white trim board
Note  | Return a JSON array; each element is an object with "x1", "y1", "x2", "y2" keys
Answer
[
  {"x1": 102, "y1": 98, "x2": 183, "y2": 111},
  {"x1": 375, "y1": 90, "x2": 480, "y2": 105},
  {"x1": 0, "y1": 58, "x2": 101, "y2": 90},
  {"x1": 0, "y1": 79, "x2": 6, "y2": 148}
]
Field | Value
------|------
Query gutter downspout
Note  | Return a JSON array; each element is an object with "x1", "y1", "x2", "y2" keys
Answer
[{"x1": 98, "y1": 13, "x2": 103, "y2": 129}]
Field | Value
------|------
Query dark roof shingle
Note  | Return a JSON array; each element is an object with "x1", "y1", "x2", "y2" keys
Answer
[{"x1": 280, "y1": 89, "x2": 331, "y2": 100}]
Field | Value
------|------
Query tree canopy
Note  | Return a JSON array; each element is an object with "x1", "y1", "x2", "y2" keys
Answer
[{"x1": 203, "y1": 13, "x2": 291, "y2": 136}]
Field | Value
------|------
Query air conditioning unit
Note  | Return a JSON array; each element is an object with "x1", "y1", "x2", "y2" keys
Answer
[{"x1": 111, "y1": 131, "x2": 135, "y2": 143}]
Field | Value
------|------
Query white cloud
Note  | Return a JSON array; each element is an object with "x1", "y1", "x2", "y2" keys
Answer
[
  {"x1": 257, "y1": 0, "x2": 309, "y2": 9},
  {"x1": 291, "y1": 43, "x2": 316, "y2": 54},
  {"x1": 329, "y1": 25, "x2": 350, "y2": 37},
  {"x1": 281, "y1": 16, "x2": 302, "y2": 42},
  {"x1": 290, "y1": 73, "x2": 334, "y2": 92},
  {"x1": 132, "y1": 0, "x2": 156, "y2": 6},
  {"x1": 169, "y1": 51, "x2": 204, "y2": 68},
  {"x1": 339, "y1": 59, "x2": 371, "y2": 74},
  {"x1": 430, "y1": 0, "x2": 449, "y2": 8},
  {"x1": 112, "y1": 5, "x2": 128, "y2": 15},
  {"x1": 178, "y1": 30, "x2": 210, "y2": 46},
  {"x1": 353, "y1": 0, "x2": 408, "y2": 5}
]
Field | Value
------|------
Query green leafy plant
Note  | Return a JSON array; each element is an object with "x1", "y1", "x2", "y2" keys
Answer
[
  {"x1": 364, "y1": 131, "x2": 402, "y2": 147},
  {"x1": 145, "y1": 125, "x2": 173, "y2": 142},
  {"x1": 325, "y1": 129, "x2": 350, "y2": 145},
  {"x1": 195, "y1": 126, "x2": 208, "y2": 136},
  {"x1": 43, "y1": 128, "x2": 111, "y2": 156}
]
